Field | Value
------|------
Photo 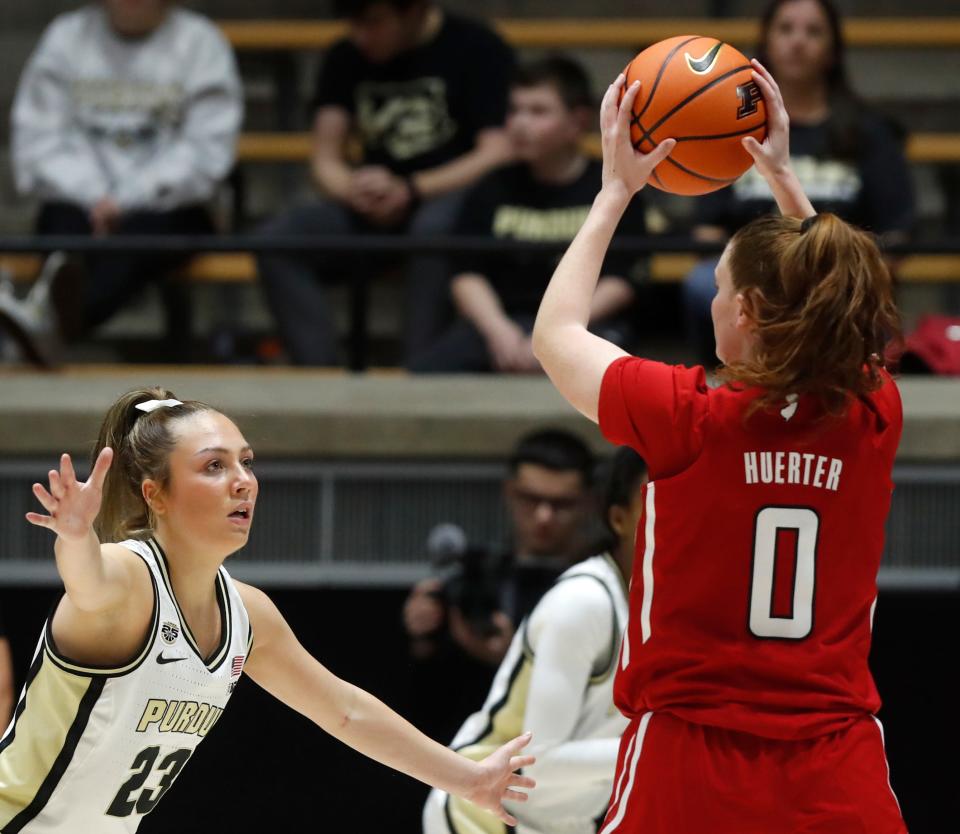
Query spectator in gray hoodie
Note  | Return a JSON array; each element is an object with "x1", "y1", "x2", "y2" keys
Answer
[{"x1": 2, "y1": 0, "x2": 242, "y2": 364}]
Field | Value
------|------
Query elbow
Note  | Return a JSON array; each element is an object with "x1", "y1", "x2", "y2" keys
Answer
[{"x1": 530, "y1": 318, "x2": 549, "y2": 364}]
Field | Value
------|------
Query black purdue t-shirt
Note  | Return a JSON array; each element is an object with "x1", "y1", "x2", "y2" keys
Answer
[
  {"x1": 453, "y1": 160, "x2": 647, "y2": 315},
  {"x1": 697, "y1": 114, "x2": 914, "y2": 236},
  {"x1": 314, "y1": 11, "x2": 514, "y2": 175}
]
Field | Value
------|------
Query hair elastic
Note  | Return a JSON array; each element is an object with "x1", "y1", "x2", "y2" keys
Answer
[
  {"x1": 800, "y1": 214, "x2": 820, "y2": 234},
  {"x1": 135, "y1": 399, "x2": 183, "y2": 414}
]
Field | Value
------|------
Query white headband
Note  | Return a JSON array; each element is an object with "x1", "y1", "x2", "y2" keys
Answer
[{"x1": 135, "y1": 399, "x2": 183, "y2": 414}]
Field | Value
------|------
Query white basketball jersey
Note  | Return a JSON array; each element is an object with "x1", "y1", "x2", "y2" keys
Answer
[
  {"x1": 426, "y1": 553, "x2": 630, "y2": 834},
  {"x1": 0, "y1": 538, "x2": 251, "y2": 833}
]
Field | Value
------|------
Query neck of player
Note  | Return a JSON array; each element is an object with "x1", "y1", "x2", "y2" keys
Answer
[{"x1": 153, "y1": 528, "x2": 223, "y2": 617}]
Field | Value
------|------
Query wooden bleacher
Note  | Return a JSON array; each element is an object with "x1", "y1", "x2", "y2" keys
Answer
[
  {"x1": 4, "y1": 251, "x2": 960, "y2": 287},
  {"x1": 217, "y1": 17, "x2": 960, "y2": 50},
  {"x1": 235, "y1": 131, "x2": 960, "y2": 166},
  {"x1": 4, "y1": 16, "x2": 960, "y2": 291}
]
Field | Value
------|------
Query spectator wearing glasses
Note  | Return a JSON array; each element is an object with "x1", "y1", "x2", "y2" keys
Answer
[{"x1": 402, "y1": 429, "x2": 595, "y2": 743}]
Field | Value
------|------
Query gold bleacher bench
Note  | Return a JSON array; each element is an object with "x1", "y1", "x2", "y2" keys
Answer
[
  {"x1": 236, "y1": 131, "x2": 960, "y2": 165},
  {"x1": 218, "y1": 18, "x2": 960, "y2": 50},
  {"x1": 4, "y1": 252, "x2": 960, "y2": 286}
]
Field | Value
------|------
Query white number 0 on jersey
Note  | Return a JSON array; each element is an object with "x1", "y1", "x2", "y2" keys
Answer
[{"x1": 748, "y1": 506, "x2": 819, "y2": 640}]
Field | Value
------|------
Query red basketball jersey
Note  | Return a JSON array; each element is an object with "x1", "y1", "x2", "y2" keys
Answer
[{"x1": 599, "y1": 357, "x2": 902, "y2": 740}]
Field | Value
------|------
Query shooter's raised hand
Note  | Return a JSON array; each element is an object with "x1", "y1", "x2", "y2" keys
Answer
[{"x1": 600, "y1": 74, "x2": 676, "y2": 198}]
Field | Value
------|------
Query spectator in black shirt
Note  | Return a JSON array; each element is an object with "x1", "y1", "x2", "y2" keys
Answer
[
  {"x1": 409, "y1": 56, "x2": 646, "y2": 373},
  {"x1": 257, "y1": 0, "x2": 515, "y2": 365},
  {"x1": 683, "y1": 0, "x2": 914, "y2": 363}
]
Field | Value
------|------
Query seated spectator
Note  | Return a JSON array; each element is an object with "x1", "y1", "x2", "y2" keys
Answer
[
  {"x1": 409, "y1": 56, "x2": 646, "y2": 374},
  {"x1": 256, "y1": 0, "x2": 515, "y2": 366},
  {"x1": 0, "y1": 0, "x2": 242, "y2": 365},
  {"x1": 683, "y1": 0, "x2": 914, "y2": 363},
  {"x1": 402, "y1": 429, "x2": 594, "y2": 739}
]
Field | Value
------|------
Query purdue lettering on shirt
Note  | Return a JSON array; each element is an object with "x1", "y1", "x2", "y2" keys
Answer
[
  {"x1": 136, "y1": 699, "x2": 224, "y2": 736},
  {"x1": 744, "y1": 451, "x2": 843, "y2": 492}
]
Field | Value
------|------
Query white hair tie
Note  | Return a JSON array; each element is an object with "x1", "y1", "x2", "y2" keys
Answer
[{"x1": 135, "y1": 399, "x2": 183, "y2": 414}]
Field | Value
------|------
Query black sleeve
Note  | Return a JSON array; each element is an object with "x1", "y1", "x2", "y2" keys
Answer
[
  {"x1": 604, "y1": 193, "x2": 648, "y2": 283},
  {"x1": 313, "y1": 41, "x2": 358, "y2": 113},
  {"x1": 858, "y1": 117, "x2": 915, "y2": 236},
  {"x1": 451, "y1": 177, "x2": 499, "y2": 278},
  {"x1": 458, "y1": 29, "x2": 515, "y2": 136},
  {"x1": 694, "y1": 183, "x2": 739, "y2": 231}
]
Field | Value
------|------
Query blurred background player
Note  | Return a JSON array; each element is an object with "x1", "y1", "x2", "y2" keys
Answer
[
  {"x1": 532, "y1": 62, "x2": 907, "y2": 833},
  {"x1": 1, "y1": 0, "x2": 242, "y2": 365},
  {"x1": 409, "y1": 56, "x2": 645, "y2": 373},
  {"x1": 423, "y1": 447, "x2": 646, "y2": 834},
  {"x1": 682, "y1": 0, "x2": 914, "y2": 363},
  {"x1": 256, "y1": 0, "x2": 515, "y2": 365}
]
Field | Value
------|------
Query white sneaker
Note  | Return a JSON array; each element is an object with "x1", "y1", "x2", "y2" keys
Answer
[{"x1": 0, "y1": 254, "x2": 65, "y2": 368}]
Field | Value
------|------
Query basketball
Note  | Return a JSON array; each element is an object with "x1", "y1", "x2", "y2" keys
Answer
[{"x1": 621, "y1": 35, "x2": 767, "y2": 196}]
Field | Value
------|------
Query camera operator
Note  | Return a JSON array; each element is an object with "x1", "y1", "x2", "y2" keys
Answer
[{"x1": 403, "y1": 429, "x2": 595, "y2": 667}]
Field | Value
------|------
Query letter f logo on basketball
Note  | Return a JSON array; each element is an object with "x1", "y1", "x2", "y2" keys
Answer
[{"x1": 685, "y1": 42, "x2": 723, "y2": 75}]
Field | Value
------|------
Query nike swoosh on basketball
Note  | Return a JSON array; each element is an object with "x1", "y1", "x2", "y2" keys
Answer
[
  {"x1": 685, "y1": 42, "x2": 723, "y2": 75},
  {"x1": 156, "y1": 652, "x2": 188, "y2": 664}
]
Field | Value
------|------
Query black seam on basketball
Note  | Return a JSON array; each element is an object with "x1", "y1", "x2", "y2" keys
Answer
[
  {"x1": 630, "y1": 112, "x2": 655, "y2": 150},
  {"x1": 646, "y1": 63, "x2": 754, "y2": 137},
  {"x1": 651, "y1": 168, "x2": 665, "y2": 189},
  {"x1": 636, "y1": 35, "x2": 703, "y2": 122},
  {"x1": 673, "y1": 121, "x2": 767, "y2": 142},
  {"x1": 664, "y1": 155, "x2": 739, "y2": 184}
]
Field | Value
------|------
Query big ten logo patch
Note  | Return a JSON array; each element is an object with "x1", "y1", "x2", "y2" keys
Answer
[{"x1": 161, "y1": 621, "x2": 180, "y2": 645}]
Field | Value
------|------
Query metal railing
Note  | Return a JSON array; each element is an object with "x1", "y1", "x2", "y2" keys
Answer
[{"x1": 0, "y1": 459, "x2": 957, "y2": 590}]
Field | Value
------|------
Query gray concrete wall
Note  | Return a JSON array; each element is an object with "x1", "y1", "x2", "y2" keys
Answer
[{"x1": 0, "y1": 370, "x2": 957, "y2": 460}]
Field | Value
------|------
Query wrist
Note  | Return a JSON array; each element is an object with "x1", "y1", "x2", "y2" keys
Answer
[
  {"x1": 595, "y1": 185, "x2": 632, "y2": 216},
  {"x1": 478, "y1": 314, "x2": 517, "y2": 342},
  {"x1": 404, "y1": 175, "x2": 422, "y2": 210}
]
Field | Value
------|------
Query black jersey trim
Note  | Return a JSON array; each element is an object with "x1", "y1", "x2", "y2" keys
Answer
[
  {"x1": 42, "y1": 550, "x2": 160, "y2": 678},
  {"x1": 148, "y1": 538, "x2": 232, "y2": 672},
  {"x1": 453, "y1": 649, "x2": 528, "y2": 754},
  {"x1": 204, "y1": 570, "x2": 233, "y2": 671},
  {"x1": 3, "y1": 671, "x2": 106, "y2": 834},
  {"x1": 0, "y1": 647, "x2": 44, "y2": 760}
]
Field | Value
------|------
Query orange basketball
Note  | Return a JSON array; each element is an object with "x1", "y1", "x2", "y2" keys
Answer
[{"x1": 621, "y1": 35, "x2": 767, "y2": 196}]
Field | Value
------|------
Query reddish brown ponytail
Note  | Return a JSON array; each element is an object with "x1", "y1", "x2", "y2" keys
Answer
[{"x1": 717, "y1": 212, "x2": 902, "y2": 414}]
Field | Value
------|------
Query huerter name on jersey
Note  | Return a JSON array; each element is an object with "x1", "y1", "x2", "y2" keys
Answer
[
  {"x1": 744, "y1": 451, "x2": 843, "y2": 492},
  {"x1": 136, "y1": 698, "x2": 224, "y2": 737}
]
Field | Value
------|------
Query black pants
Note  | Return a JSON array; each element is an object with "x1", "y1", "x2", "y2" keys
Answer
[
  {"x1": 255, "y1": 192, "x2": 464, "y2": 367},
  {"x1": 37, "y1": 202, "x2": 214, "y2": 356}
]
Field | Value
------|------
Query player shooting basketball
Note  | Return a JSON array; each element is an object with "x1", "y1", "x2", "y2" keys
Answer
[{"x1": 531, "y1": 60, "x2": 907, "y2": 833}]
